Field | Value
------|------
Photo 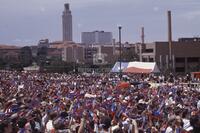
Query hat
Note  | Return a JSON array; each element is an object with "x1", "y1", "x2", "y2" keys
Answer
[
  {"x1": 138, "y1": 99, "x2": 145, "y2": 104},
  {"x1": 122, "y1": 100, "x2": 127, "y2": 104},
  {"x1": 19, "y1": 94, "x2": 24, "y2": 97},
  {"x1": 107, "y1": 96, "x2": 112, "y2": 101},
  {"x1": 177, "y1": 104, "x2": 183, "y2": 109},
  {"x1": 41, "y1": 101, "x2": 47, "y2": 106},
  {"x1": 10, "y1": 99, "x2": 16, "y2": 103},
  {"x1": 124, "y1": 96, "x2": 129, "y2": 101},
  {"x1": 153, "y1": 110, "x2": 160, "y2": 116},
  {"x1": 10, "y1": 113, "x2": 18, "y2": 120},
  {"x1": 20, "y1": 105, "x2": 26, "y2": 109}
]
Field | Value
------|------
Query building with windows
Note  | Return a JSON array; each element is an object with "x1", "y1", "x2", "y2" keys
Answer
[
  {"x1": 84, "y1": 45, "x2": 117, "y2": 65},
  {"x1": 62, "y1": 44, "x2": 85, "y2": 63},
  {"x1": 141, "y1": 37, "x2": 200, "y2": 73},
  {"x1": 38, "y1": 39, "x2": 49, "y2": 48},
  {"x1": 0, "y1": 45, "x2": 21, "y2": 64},
  {"x1": 81, "y1": 31, "x2": 112, "y2": 45}
]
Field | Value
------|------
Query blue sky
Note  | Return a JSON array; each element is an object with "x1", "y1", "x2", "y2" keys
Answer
[{"x1": 0, "y1": 0, "x2": 200, "y2": 46}]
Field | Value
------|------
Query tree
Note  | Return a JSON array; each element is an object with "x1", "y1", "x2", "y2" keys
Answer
[
  {"x1": 121, "y1": 47, "x2": 139, "y2": 62},
  {"x1": 0, "y1": 58, "x2": 6, "y2": 68},
  {"x1": 20, "y1": 46, "x2": 33, "y2": 67},
  {"x1": 37, "y1": 46, "x2": 48, "y2": 66}
]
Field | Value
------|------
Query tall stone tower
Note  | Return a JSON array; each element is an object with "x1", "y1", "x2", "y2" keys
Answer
[{"x1": 62, "y1": 3, "x2": 73, "y2": 42}]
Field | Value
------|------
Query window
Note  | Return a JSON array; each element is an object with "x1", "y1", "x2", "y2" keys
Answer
[
  {"x1": 175, "y1": 67, "x2": 185, "y2": 72},
  {"x1": 145, "y1": 49, "x2": 153, "y2": 53},
  {"x1": 187, "y1": 57, "x2": 199, "y2": 63},
  {"x1": 175, "y1": 57, "x2": 185, "y2": 63},
  {"x1": 149, "y1": 58, "x2": 154, "y2": 62},
  {"x1": 142, "y1": 58, "x2": 147, "y2": 62}
]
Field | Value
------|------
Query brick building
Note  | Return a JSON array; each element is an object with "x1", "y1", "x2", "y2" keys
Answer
[{"x1": 141, "y1": 38, "x2": 200, "y2": 73}]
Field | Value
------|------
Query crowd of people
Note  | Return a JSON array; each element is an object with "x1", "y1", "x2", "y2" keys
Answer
[{"x1": 0, "y1": 70, "x2": 200, "y2": 133}]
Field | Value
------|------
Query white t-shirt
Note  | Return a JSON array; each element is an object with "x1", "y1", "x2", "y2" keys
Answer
[
  {"x1": 197, "y1": 100, "x2": 200, "y2": 109},
  {"x1": 46, "y1": 120, "x2": 54, "y2": 132},
  {"x1": 165, "y1": 126, "x2": 173, "y2": 133},
  {"x1": 182, "y1": 118, "x2": 193, "y2": 131}
]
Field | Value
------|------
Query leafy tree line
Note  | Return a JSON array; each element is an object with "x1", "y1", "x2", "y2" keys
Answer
[{"x1": 0, "y1": 45, "x2": 139, "y2": 72}]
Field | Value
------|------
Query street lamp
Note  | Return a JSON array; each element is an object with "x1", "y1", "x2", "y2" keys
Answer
[
  {"x1": 73, "y1": 45, "x2": 76, "y2": 73},
  {"x1": 118, "y1": 26, "x2": 122, "y2": 79}
]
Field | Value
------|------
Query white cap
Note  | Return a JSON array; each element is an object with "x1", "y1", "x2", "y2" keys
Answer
[
  {"x1": 124, "y1": 96, "x2": 129, "y2": 100},
  {"x1": 165, "y1": 126, "x2": 173, "y2": 133},
  {"x1": 138, "y1": 99, "x2": 145, "y2": 104}
]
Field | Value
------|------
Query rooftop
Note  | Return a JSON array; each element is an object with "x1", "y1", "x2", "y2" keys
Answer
[{"x1": 0, "y1": 44, "x2": 20, "y2": 49}]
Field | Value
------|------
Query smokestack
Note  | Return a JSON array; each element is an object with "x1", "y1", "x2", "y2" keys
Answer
[
  {"x1": 139, "y1": 27, "x2": 145, "y2": 62},
  {"x1": 168, "y1": 10, "x2": 172, "y2": 70},
  {"x1": 112, "y1": 39, "x2": 116, "y2": 55}
]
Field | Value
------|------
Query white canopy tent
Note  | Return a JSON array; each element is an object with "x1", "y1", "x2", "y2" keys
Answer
[{"x1": 111, "y1": 61, "x2": 160, "y2": 73}]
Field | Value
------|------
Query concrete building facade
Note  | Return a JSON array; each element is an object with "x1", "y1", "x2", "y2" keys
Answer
[
  {"x1": 61, "y1": 44, "x2": 117, "y2": 65},
  {"x1": 81, "y1": 31, "x2": 112, "y2": 45},
  {"x1": 62, "y1": 45, "x2": 85, "y2": 63},
  {"x1": 84, "y1": 45, "x2": 116, "y2": 65}
]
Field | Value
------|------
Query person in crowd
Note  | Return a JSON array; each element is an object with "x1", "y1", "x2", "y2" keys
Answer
[
  {"x1": 0, "y1": 120, "x2": 13, "y2": 133},
  {"x1": 0, "y1": 70, "x2": 199, "y2": 132}
]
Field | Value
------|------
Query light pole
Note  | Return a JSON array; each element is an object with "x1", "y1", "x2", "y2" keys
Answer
[
  {"x1": 73, "y1": 45, "x2": 76, "y2": 73},
  {"x1": 118, "y1": 26, "x2": 122, "y2": 79}
]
